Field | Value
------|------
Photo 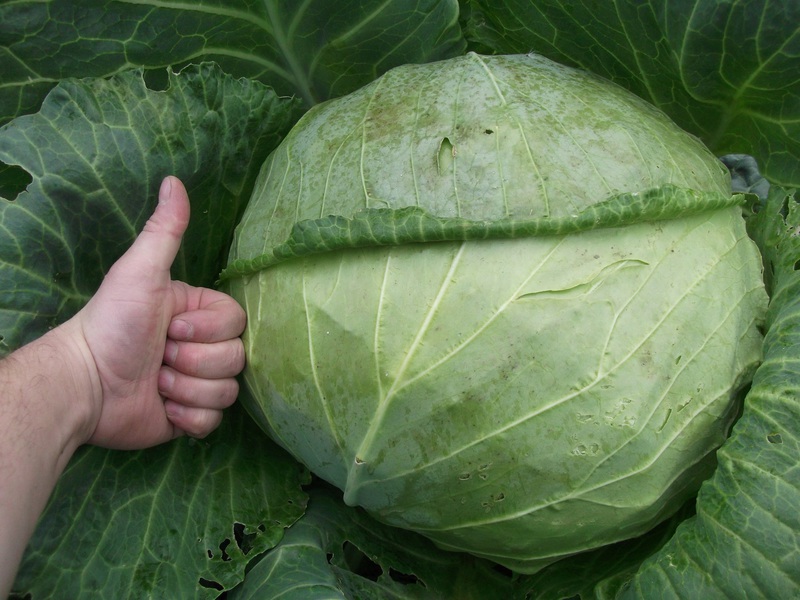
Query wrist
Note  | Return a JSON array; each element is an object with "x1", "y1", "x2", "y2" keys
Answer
[
  {"x1": 14, "y1": 321, "x2": 103, "y2": 458},
  {"x1": 54, "y1": 319, "x2": 104, "y2": 449},
  {"x1": 0, "y1": 318, "x2": 102, "y2": 592}
]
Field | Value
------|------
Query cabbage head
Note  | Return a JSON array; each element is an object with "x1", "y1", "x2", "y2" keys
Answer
[{"x1": 222, "y1": 53, "x2": 768, "y2": 573}]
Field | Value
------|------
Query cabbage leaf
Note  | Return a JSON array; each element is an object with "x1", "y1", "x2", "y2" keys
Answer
[
  {"x1": 462, "y1": 0, "x2": 800, "y2": 189},
  {"x1": 1, "y1": 1, "x2": 798, "y2": 598},
  {"x1": 229, "y1": 485, "x2": 515, "y2": 600},
  {"x1": 0, "y1": 62, "x2": 302, "y2": 354},
  {"x1": 220, "y1": 186, "x2": 745, "y2": 278},
  {"x1": 610, "y1": 187, "x2": 800, "y2": 599},
  {"x1": 13, "y1": 406, "x2": 310, "y2": 599},
  {"x1": 0, "y1": 0, "x2": 465, "y2": 124}
]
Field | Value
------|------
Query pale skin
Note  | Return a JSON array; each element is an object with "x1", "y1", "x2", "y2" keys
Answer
[{"x1": 0, "y1": 176, "x2": 246, "y2": 595}]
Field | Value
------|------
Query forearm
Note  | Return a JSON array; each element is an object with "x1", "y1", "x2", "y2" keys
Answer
[{"x1": 0, "y1": 324, "x2": 97, "y2": 595}]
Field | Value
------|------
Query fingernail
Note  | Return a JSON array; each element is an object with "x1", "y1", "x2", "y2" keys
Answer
[
  {"x1": 163, "y1": 339, "x2": 178, "y2": 365},
  {"x1": 165, "y1": 400, "x2": 184, "y2": 419},
  {"x1": 169, "y1": 318, "x2": 194, "y2": 341},
  {"x1": 158, "y1": 368, "x2": 175, "y2": 393},
  {"x1": 159, "y1": 176, "x2": 173, "y2": 204}
]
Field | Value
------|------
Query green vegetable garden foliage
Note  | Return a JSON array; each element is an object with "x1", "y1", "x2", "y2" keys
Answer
[{"x1": 1, "y1": 1, "x2": 797, "y2": 598}]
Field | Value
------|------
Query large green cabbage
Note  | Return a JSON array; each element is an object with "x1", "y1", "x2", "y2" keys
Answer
[{"x1": 223, "y1": 53, "x2": 768, "y2": 573}]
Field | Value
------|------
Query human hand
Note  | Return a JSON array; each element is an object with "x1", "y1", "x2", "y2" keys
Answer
[
  {"x1": 66, "y1": 176, "x2": 246, "y2": 449},
  {"x1": 0, "y1": 175, "x2": 246, "y2": 592}
]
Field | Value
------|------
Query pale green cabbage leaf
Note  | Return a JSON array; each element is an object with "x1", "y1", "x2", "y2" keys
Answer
[{"x1": 225, "y1": 53, "x2": 769, "y2": 573}]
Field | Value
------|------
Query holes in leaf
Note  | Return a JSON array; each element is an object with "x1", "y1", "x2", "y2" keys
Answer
[
  {"x1": 436, "y1": 136, "x2": 455, "y2": 174},
  {"x1": 233, "y1": 521, "x2": 258, "y2": 556},
  {"x1": 340, "y1": 541, "x2": 382, "y2": 581},
  {"x1": 198, "y1": 578, "x2": 223, "y2": 591},
  {"x1": 389, "y1": 568, "x2": 421, "y2": 586},
  {"x1": 333, "y1": 542, "x2": 421, "y2": 587},
  {"x1": 794, "y1": 259, "x2": 800, "y2": 271},
  {"x1": 142, "y1": 68, "x2": 170, "y2": 91},
  {"x1": 205, "y1": 523, "x2": 261, "y2": 565},
  {"x1": 484, "y1": 128, "x2": 494, "y2": 134},
  {"x1": 0, "y1": 163, "x2": 32, "y2": 201},
  {"x1": 219, "y1": 538, "x2": 232, "y2": 562},
  {"x1": 767, "y1": 432, "x2": 783, "y2": 444}
]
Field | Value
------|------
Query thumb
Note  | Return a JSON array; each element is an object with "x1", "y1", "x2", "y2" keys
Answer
[{"x1": 124, "y1": 176, "x2": 191, "y2": 274}]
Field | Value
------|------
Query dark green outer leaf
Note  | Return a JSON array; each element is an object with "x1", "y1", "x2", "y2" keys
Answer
[
  {"x1": 0, "y1": 62, "x2": 303, "y2": 355},
  {"x1": 611, "y1": 186, "x2": 800, "y2": 599},
  {"x1": 219, "y1": 186, "x2": 745, "y2": 280},
  {"x1": 0, "y1": 0, "x2": 466, "y2": 123},
  {"x1": 11, "y1": 405, "x2": 310, "y2": 599},
  {"x1": 229, "y1": 485, "x2": 515, "y2": 600},
  {"x1": 461, "y1": 0, "x2": 800, "y2": 188}
]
